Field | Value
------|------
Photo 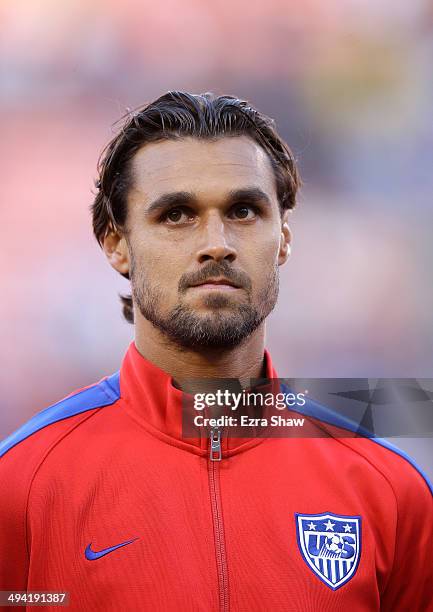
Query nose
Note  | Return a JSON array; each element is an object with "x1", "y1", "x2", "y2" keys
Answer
[{"x1": 196, "y1": 212, "x2": 237, "y2": 264}]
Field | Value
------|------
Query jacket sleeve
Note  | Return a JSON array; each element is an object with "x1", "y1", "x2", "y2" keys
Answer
[
  {"x1": 0, "y1": 444, "x2": 30, "y2": 591},
  {"x1": 380, "y1": 463, "x2": 433, "y2": 610}
]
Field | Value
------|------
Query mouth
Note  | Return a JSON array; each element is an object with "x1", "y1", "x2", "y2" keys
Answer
[{"x1": 189, "y1": 277, "x2": 241, "y2": 291}]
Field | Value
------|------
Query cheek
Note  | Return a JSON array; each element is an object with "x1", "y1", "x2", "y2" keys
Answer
[
  {"x1": 131, "y1": 234, "x2": 163, "y2": 269},
  {"x1": 239, "y1": 240, "x2": 279, "y2": 299},
  {"x1": 245, "y1": 231, "x2": 280, "y2": 273},
  {"x1": 132, "y1": 243, "x2": 185, "y2": 293},
  {"x1": 263, "y1": 234, "x2": 281, "y2": 262}
]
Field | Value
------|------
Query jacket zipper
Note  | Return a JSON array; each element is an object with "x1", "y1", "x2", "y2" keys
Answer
[{"x1": 209, "y1": 428, "x2": 229, "y2": 612}]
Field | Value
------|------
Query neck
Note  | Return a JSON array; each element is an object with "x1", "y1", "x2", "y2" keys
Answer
[{"x1": 134, "y1": 315, "x2": 267, "y2": 391}]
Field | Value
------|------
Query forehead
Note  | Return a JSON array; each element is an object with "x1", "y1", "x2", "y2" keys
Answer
[{"x1": 129, "y1": 135, "x2": 277, "y2": 201}]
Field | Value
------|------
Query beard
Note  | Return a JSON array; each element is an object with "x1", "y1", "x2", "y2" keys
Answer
[{"x1": 130, "y1": 255, "x2": 279, "y2": 350}]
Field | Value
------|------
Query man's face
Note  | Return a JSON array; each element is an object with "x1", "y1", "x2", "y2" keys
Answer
[{"x1": 123, "y1": 135, "x2": 290, "y2": 349}]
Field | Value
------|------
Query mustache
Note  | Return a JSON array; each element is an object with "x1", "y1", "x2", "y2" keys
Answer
[{"x1": 179, "y1": 261, "x2": 252, "y2": 293}]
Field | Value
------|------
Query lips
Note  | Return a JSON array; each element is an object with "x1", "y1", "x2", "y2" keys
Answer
[{"x1": 190, "y1": 277, "x2": 240, "y2": 289}]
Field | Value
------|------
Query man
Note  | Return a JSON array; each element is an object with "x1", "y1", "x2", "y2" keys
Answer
[{"x1": 0, "y1": 92, "x2": 432, "y2": 611}]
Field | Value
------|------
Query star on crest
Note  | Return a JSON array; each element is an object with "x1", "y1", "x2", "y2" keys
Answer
[
  {"x1": 343, "y1": 523, "x2": 352, "y2": 532},
  {"x1": 324, "y1": 520, "x2": 335, "y2": 531},
  {"x1": 307, "y1": 522, "x2": 316, "y2": 530}
]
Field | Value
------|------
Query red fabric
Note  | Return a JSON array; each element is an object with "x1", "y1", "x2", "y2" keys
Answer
[{"x1": 0, "y1": 342, "x2": 432, "y2": 611}]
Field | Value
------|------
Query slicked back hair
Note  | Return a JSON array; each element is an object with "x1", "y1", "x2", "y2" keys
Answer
[{"x1": 91, "y1": 91, "x2": 301, "y2": 323}]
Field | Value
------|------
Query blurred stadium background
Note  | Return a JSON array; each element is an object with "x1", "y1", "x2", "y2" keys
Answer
[{"x1": 1, "y1": 0, "x2": 432, "y2": 477}]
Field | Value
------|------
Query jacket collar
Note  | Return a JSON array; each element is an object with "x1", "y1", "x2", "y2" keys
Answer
[{"x1": 119, "y1": 341, "x2": 280, "y2": 457}]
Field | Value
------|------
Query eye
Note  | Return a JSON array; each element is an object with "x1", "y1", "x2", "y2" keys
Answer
[
  {"x1": 163, "y1": 207, "x2": 195, "y2": 224},
  {"x1": 230, "y1": 204, "x2": 259, "y2": 220}
]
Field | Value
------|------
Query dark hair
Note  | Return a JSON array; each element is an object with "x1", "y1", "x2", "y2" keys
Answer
[{"x1": 91, "y1": 91, "x2": 301, "y2": 323}]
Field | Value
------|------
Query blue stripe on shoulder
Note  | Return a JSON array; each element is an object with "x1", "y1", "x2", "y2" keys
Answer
[
  {"x1": 369, "y1": 437, "x2": 433, "y2": 496},
  {"x1": 281, "y1": 384, "x2": 433, "y2": 497},
  {"x1": 0, "y1": 372, "x2": 120, "y2": 459}
]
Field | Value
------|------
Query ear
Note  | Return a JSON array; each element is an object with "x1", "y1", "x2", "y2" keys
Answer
[
  {"x1": 278, "y1": 209, "x2": 292, "y2": 266},
  {"x1": 102, "y1": 226, "x2": 130, "y2": 276}
]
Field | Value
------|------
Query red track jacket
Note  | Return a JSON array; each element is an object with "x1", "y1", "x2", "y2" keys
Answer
[{"x1": 0, "y1": 343, "x2": 432, "y2": 611}]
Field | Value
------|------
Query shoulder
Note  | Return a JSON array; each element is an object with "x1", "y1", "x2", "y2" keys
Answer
[
  {"x1": 0, "y1": 372, "x2": 120, "y2": 576},
  {"x1": 339, "y1": 436, "x2": 432, "y2": 505},
  {"x1": 0, "y1": 371, "x2": 121, "y2": 477},
  {"x1": 286, "y1": 391, "x2": 433, "y2": 504},
  {"x1": 0, "y1": 371, "x2": 121, "y2": 535}
]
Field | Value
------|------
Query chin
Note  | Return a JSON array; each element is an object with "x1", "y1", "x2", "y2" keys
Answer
[{"x1": 197, "y1": 293, "x2": 242, "y2": 310}]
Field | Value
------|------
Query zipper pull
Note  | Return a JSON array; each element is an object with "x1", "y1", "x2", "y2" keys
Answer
[{"x1": 209, "y1": 428, "x2": 222, "y2": 462}]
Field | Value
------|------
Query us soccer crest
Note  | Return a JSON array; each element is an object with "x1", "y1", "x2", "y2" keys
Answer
[{"x1": 295, "y1": 512, "x2": 362, "y2": 590}]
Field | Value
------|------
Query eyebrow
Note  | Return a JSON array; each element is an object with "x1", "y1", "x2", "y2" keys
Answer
[{"x1": 144, "y1": 187, "x2": 272, "y2": 217}]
